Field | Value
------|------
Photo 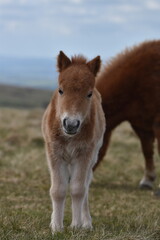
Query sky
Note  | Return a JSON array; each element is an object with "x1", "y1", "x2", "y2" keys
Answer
[{"x1": 0, "y1": 0, "x2": 160, "y2": 60}]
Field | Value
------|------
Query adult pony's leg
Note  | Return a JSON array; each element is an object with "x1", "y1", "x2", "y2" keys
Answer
[
  {"x1": 93, "y1": 131, "x2": 111, "y2": 171},
  {"x1": 153, "y1": 116, "x2": 160, "y2": 155},
  {"x1": 153, "y1": 116, "x2": 160, "y2": 196},
  {"x1": 131, "y1": 125, "x2": 156, "y2": 189},
  {"x1": 48, "y1": 157, "x2": 69, "y2": 233},
  {"x1": 70, "y1": 159, "x2": 92, "y2": 229}
]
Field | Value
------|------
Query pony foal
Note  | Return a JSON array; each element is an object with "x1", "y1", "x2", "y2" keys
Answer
[{"x1": 42, "y1": 51, "x2": 105, "y2": 233}]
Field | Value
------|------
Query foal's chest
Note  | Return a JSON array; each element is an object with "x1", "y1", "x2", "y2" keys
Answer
[{"x1": 57, "y1": 140, "x2": 85, "y2": 164}]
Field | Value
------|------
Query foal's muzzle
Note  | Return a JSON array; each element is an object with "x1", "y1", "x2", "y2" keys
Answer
[{"x1": 63, "y1": 118, "x2": 80, "y2": 135}]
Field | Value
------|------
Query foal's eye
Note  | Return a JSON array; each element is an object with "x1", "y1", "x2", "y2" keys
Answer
[
  {"x1": 87, "y1": 92, "x2": 93, "y2": 98},
  {"x1": 58, "y1": 89, "x2": 63, "y2": 95}
]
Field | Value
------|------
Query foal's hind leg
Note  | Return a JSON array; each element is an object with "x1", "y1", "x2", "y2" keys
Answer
[{"x1": 131, "y1": 125, "x2": 156, "y2": 189}]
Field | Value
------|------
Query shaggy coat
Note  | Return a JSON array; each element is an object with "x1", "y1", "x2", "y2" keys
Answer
[
  {"x1": 95, "y1": 40, "x2": 160, "y2": 189},
  {"x1": 42, "y1": 51, "x2": 105, "y2": 233}
]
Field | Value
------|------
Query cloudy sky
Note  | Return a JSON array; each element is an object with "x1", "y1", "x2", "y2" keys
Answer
[{"x1": 0, "y1": 0, "x2": 160, "y2": 60}]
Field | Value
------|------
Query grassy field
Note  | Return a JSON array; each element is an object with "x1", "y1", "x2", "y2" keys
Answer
[{"x1": 0, "y1": 107, "x2": 160, "y2": 240}]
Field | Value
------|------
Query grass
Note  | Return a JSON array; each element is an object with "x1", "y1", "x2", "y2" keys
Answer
[{"x1": 0, "y1": 107, "x2": 160, "y2": 240}]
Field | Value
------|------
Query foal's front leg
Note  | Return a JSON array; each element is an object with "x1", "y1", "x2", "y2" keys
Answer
[
  {"x1": 49, "y1": 160, "x2": 69, "y2": 233},
  {"x1": 70, "y1": 160, "x2": 92, "y2": 229},
  {"x1": 82, "y1": 170, "x2": 93, "y2": 229}
]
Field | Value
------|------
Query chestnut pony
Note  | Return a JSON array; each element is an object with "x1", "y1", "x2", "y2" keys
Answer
[
  {"x1": 95, "y1": 40, "x2": 160, "y2": 189},
  {"x1": 42, "y1": 51, "x2": 105, "y2": 233}
]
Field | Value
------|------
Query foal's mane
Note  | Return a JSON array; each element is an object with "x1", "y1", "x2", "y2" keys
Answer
[{"x1": 71, "y1": 55, "x2": 87, "y2": 65}]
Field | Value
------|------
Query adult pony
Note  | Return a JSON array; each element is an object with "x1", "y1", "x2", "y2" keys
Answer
[
  {"x1": 42, "y1": 51, "x2": 105, "y2": 233},
  {"x1": 95, "y1": 40, "x2": 160, "y2": 190}
]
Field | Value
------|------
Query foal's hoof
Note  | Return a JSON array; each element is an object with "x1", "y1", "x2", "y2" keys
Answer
[
  {"x1": 82, "y1": 222, "x2": 93, "y2": 230},
  {"x1": 154, "y1": 189, "x2": 160, "y2": 197},
  {"x1": 139, "y1": 178, "x2": 153, "y2": 190},
  {"x1": 139, "y1": 184, "x2": 153, "y2": 190},
  {"x1": 70, "y1": 223, "x2": 81, "y2": 230},
  {"x1": 50, "y1": 223, "x2": 63, "y2": 235}
]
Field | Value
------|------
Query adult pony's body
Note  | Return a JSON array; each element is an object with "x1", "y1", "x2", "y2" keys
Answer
[
  {"x1": 42, "y1": 51, "x2": 105, "y2": 233},
  {"x1": 95, "y1": 40, "x2": 160, "y2": 189}
]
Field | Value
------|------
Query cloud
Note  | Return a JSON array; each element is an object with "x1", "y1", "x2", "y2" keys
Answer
[
  {"x1": 0, "y1": 0, "x2": 160, "y2": 58},
  {"x1": 78, "y1": 2, "x2": 139, "y2": 25},
  {"x1": 107, "y1": 15, "x2": 126, "y2": 24},
  {"x1": 0, "y1": 0, "x2": 12, "y2": 5},
  {"x1": 0, "y1": 0, "x2": 141, "y2": 29},
  {"x1": 39, "y1": 18, "x2": 72, "y2": 36},
  {"x1": 116, "y1": 4, "x2": 140, "y2": 12},
  {"x1": 146, "y1": 0, "x2": 160, "y2": 10},
  {"x1": 4, "y1": 20, "x2": 20, "y2": 32},
  {"x1": 62, "y1": 5, "x2": 87, "y2": 15},
  {"x1": 69, "y1": 0, "x2": 83, "y2": 4}
]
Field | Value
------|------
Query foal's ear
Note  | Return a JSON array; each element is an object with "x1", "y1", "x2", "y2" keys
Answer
[
  {"x1": 87, "y1": 56, "x2": 101, "y2": 76},
  {"x1": 57, "y1": 51, "x2": 71, "y2": 72}
]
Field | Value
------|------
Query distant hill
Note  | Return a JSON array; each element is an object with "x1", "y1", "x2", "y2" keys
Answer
[
  {"x1": 0, "y1": 84, "x2": 53, "y2": 109},
  {"x1": 0, "y1": 57, "x2": 58, "y2": 89}
]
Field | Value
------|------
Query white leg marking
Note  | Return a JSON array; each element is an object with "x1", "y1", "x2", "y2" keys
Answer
[
  {"x1": 139, "y1": 170, "x2": 156, "y2": 189},
  {"x1": 81, "y1": 171, "x2": 92, "y2": 229},
  {"x1": 70, "y1": 162, "x2": 92, "y2": 229},
  {"x1": 50, "y1": 162, "x2": 69, "y2": 233}
]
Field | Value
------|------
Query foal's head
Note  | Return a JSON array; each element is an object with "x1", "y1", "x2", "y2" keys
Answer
[{"x1": 56, "y1": 51, "x2": 101, "y2": 136}]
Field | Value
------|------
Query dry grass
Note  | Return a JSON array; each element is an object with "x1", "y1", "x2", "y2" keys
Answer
[{"x1": 0, "y1": 108, "x2": 160, "y2": 240}]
